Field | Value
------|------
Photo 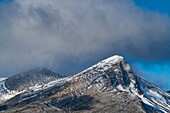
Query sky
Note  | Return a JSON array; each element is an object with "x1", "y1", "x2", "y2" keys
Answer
[{"x1": 0, "y1": 0, "x2": 170, "y2": 90}]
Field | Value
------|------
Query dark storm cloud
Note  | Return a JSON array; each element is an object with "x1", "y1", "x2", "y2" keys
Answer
[{"x1": 0, "y1": 0, "x2": 170, "y2": 76}]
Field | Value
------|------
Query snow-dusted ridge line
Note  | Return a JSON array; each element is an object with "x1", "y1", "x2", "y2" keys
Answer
[
  {"x1": 73, "y1": 55, "x2": 170, "y2": 113},
  {"x1": 0, "y1": 55, "x2": 123, "y2": 104},
  {"x1": 0, "y1": 77, "x2": 67, "y2": 103},
  {"x1": 0, "y1": 68, "x2": 63, "y2": 104},
  {"x1": 76, "y1": 55, "x2": 124, "y2": 75},
  {"x1": 0, "y1": 55, "x2": 170, "y2": 113}
]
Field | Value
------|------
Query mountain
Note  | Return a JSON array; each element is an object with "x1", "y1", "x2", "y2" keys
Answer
[
  {"x1": 168, "y1": 91, "x2": 170, "y2": 93},
  {"x1": 5, "y1": 67, "x2": 63, "y2": 90},
  {"x1": 0, "y1": 67, "x2": 62, "y2": 103},
  {"x1": 0, "y1": 55, "x2": 170, "y2": 113}
]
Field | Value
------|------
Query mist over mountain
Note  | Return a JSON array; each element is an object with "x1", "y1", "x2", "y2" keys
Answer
[
  {"x1": 0, "y1": 0, "x2": 170, "y2": 84},
  {"x1": 0, "y1": 0, "x2": 169, "y2": 112}
]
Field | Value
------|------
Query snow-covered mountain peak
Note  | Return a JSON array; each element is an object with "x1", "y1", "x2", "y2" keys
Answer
[
  {"x1": 71, "y1": 55, "x2": 170, "y2": 112},
  {"x1": 0, "y1": 68, "x2": 63, "y2": 103},
  {"x1": 0, "y1": 56, "x2": 170, "y2": 113},
  {"x1": 5, "y1": 68, "x2": 62, "y2": 91},
  {"x1": 94, "y1": 55, "x2": 124, "y2": 69},
  {"x1": 77, "y1": 55, "x2": 125, "y2": 75},
  {"x1": 100, "y1": 55, "x2": 124, "y2": 64}
]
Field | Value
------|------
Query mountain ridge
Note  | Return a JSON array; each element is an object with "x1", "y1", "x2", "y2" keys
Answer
[
  {"x1": 5, "y1": 67, "x2": 63, "y2": 90},
  {"x1": 0, "y1": 55, "x2": 170, "y2": 113},
  {"x1": 0, "y1": 67, "x2": 63, "y2": 103}
]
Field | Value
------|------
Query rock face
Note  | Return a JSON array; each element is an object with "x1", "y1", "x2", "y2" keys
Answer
[{"x1": 0, "y1": 55, "x2": 170, "y2": 113}]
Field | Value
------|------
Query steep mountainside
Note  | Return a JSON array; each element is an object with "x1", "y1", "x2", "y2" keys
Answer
[{"x1": 0, "y1": 55, "x2": 169, "y2": 113}]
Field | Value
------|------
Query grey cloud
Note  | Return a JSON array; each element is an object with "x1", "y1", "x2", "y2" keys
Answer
[{"x1": 0, "y1": 0, "x2": 170, "y2": 76}]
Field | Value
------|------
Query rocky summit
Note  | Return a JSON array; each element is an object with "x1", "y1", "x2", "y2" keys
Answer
[{"x1": 0, "y1": 55, "x2": 170, "y2": 113}]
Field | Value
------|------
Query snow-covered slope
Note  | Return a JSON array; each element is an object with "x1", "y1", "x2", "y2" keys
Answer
[
  {"x1": 0, "y1": 77, "x2": 6, "y2": 82},
  {"x1": 0, "y1": 68, "x2": 62, "y2": 103},
  {"x1": 70, "y1": 55, "x2": 170, "y2": 112},
  {"x1": 0, "y1": 55, "x2": 169, "y2": 113}
]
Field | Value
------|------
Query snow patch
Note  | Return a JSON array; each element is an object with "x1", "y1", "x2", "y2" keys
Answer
[{"x1": 0, "y1": 78, "x2": 6, "y2": 82}]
